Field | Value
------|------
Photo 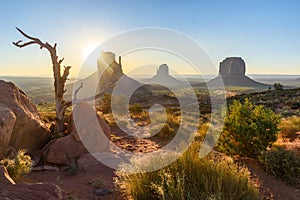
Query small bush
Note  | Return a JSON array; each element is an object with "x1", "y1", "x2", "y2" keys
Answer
[
  {"x1": 273, "y1": 82, "x2": 283, "y2": 90},
  {"x1": 129, "y1": 103, "x2": 143, "y2": 114},
  {"x1": 259, "y1": 147, "x2": 300, "y2": 188},
  {"x1": 0, "y1": 149, "x2": 33, "y2": 180},
  {"x1": 218, "y1": 98, "x2": 280, "y2": 158},
  {"x1": 279, "y1": 116, "x2": 300, "y2": 141},
  {"x1": 115, "y1": 142, "x2": 260, "y2": 200}
]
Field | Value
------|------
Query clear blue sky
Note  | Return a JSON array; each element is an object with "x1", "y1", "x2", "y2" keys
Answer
[{"x1": 0, "y1": 0, "x2": 299, "y2": 76}]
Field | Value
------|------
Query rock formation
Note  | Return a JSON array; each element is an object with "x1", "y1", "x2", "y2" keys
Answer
[
  {"x1": 97, "y1": 51, "x2": 124, "y2": 86},
  {"x1": 207, "y1": 57, "x2": 269, "y2": 88},
  {"x1": 96, "y1": 51, "x2": 152, "y2": 102},
  {"x1": 219, "y1": 57, "x2": 246, "y2": 76},
  {"x1": 146, "y1": 64, "x2": 182, "y2": 85},
  {"x1": 43, "y1": 103, "x2": 111, "y2": 165},
  {"x1": 97, "y1": 51, "x2": 142, "y2": 92},
  {"x1": 0, "y1": 80, "x2": 51, "y2": 158}
]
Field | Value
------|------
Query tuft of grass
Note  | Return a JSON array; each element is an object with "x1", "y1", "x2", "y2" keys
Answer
[
  {"x1": 65, "y1": 159, "x2": 79, "y2": 175},
  {"x1": 114, "y1": 142, "x2": 260, "y2": 200},
  {"x1": 279, "y1": 116, "x2": 300, "y2": 142},
  {"x1": 0, "y1": 149, "x2": 33, "y2": 180}
]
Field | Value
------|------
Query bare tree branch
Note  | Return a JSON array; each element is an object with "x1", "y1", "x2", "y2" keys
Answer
[
  {"x1": 58, "y1": 58, "x2": 64, "y2": 65},
  {"x1": 14, "y1": 27, "x2": 71, "y2": 136}
]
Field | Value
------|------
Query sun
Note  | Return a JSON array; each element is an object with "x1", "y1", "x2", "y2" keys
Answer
[{"x1": 82, "y1": 42, "x2": 100, "y2": 60}]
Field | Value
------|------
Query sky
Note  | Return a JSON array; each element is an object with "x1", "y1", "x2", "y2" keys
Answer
[{"x1": 0, "y1": 0, "x2": 300, "y2": 77}]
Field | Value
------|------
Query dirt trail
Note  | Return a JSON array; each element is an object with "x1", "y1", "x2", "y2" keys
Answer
[{"x1": 242, "y1": 158, "x2": 300, "y2": 200}]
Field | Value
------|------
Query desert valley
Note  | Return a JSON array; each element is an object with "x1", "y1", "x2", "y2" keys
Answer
[{"x1": 1, "y1": 1, "x2": 300, "y2": 200}]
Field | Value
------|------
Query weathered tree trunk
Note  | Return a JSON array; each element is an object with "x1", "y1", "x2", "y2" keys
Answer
[{"x1": 13, "y1": 27, "x2": 71, "y2": 137}]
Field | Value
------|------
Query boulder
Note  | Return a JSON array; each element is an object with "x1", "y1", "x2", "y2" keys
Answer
[
  {"x1": 70, "y1": 102, "x2": 111, "y2": 153},
  {"x1": 0, "y1": 106, "x2": 16, "y2": 158},
  {"x1": 43, "y1": 134, "x2": 88, "y2": 165},
  {"x1": 0, "y1": 80, "x2": 52, "y2": 156},
  {"x1": 44, "y1": 103, "x2": 111, "y2": 165},
  {"x1": 0, "y1": 182, "x2": 64, "y2": 200}
]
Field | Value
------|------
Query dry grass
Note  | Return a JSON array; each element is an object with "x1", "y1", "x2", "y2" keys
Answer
[{"x1": 115, "y1": 142, "x2": 260, "y2": 200}]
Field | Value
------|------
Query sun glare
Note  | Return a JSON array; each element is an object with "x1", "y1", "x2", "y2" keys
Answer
[{"x1": 82, "y1": 43, "x2": 100, "y2": 60}]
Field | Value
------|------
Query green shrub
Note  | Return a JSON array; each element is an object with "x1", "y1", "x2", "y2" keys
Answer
[
  {"x1": 278, "y1": 116, "x2": 300, "y2": 141},
  {"x1": 129, "y1": 103, "x2": 143, "y2": 114},
  {"x1": 115, "y1": 142, "x2": 260, "y2": 200},
  {"x1": 259, "y1": 147, "x2": 300, "y2": 188},
  {"x1": 0, "y1": 149, "x2": 33, "y2": 180},
  {"x1": 150, "y1": 123, "x2": 174, "y2": 138},
  {"x1": 218, "y1": 98, "x2": 280, "y2": 158}
]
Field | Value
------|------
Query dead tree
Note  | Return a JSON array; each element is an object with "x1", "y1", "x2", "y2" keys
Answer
[{"x1": 13, "y1": 27, "x2": 72, "y2": 136}]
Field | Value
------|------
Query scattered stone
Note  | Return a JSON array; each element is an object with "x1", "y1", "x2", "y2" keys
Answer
[{"x1": 94, "y1": 188, "x2": 112, "y2": 196}]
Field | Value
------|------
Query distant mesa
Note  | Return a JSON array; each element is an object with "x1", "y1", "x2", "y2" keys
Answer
[
  {"x1": 96, "y1": 51, "x2": 144, "y2": 93},
  {"x1": 97, "y1": 51, "x2": 124, "y2": 85},
  {"x1": 208, "y1": 57, "x2": 269, "y2": 88},
  {"x1": 145, "y1": 64, "x2": 182, "y2": 85},
  {"x1": 219, "y1": 57, "x2": 245, "y2": 77}
]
